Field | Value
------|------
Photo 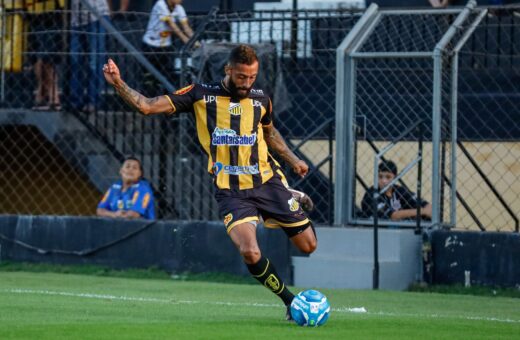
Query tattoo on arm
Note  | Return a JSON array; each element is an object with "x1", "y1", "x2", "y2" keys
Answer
[
  {"x1": 115, "y1": 81, "x2": 156, "y2": 114},
  {"x1": 264, "y1": 126, "x2": 300, "y2": 166}
]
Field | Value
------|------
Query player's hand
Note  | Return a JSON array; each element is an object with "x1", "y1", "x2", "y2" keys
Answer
[
  {"x1": 292, "y1": 160, "x2": 308, "y2": 178},
  {"x1": 103, "y1": 58, "x2": 122, "y2": 86}
]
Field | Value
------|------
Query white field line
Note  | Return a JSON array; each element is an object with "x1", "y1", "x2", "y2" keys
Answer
[{"x1": 4, "y1": 288, "x2": 520, "y2": 324}]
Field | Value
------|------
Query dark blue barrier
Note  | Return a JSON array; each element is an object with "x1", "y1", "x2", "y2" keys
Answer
[
  {"x1": 0, "y1": 216, "x2": 292, "y2": 283},
  {"x1": 431, "y1": 230, "x2": 520, "y2": 287}
]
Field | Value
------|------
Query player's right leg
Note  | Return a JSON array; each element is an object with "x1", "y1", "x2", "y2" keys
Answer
[
  {"x1": 228, "y1": 222, "x2": 296, "y2": 320},
  {"x1": 216, "y1": 189, "x2": 295, "y2": 320},
  {"x1": 285, "y1": 222, "x2": 317, "y2": 254}
]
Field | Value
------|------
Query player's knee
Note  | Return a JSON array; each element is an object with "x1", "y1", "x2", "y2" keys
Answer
[
  {"x1": 240, "y1": 246, "x2": 261, "y2": 263},
  {"x1": 299, "y1": 238, "x2": 317, "y2": 254}
]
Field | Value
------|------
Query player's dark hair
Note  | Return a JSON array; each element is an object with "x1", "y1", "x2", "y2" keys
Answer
[
  {"x1": 228, "y1": 44, "x2": 258, "y2": 66},
  {"x1": 379, "y1": 160, "x2": 397, "y2": 175}
]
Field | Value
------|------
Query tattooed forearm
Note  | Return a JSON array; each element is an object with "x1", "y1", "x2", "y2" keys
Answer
[
  {"x1": 114, "y1": 81, "x2": 146, "y2": 113},
  {"x1": 264, "y1": 126, "x2": 300, "y2": 166},
  {"x1": 114, "y1": 81, "x2": 158, "y2": 114}
]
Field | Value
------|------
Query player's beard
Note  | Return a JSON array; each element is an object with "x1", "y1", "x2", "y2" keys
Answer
[{"x1": 228, "y1": 78, "x2": 252, "y2": 99}]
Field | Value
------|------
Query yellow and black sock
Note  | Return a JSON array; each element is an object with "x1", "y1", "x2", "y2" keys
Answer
[{"x1": 247, "y1": 256, "x2": 294, "y2": 306}]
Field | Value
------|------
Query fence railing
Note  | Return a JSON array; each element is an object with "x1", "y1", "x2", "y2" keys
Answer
[{"x1": 0, "y1": 2, "x2": 518, "y2": 231}]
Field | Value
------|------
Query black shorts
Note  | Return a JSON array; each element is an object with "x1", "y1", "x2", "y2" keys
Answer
[{"x1": 215, "y1": 176, "x2": 310, "y2": 235}]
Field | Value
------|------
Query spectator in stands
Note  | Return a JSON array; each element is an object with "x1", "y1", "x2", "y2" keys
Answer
[
  {"x1": 108, "y1": 0, "x2": 130, "y2": 13},
  {"x1": 361, "y1": 160, "x2": 432, "y2": 220},
  {"x1": 29, "y1": 0, "x2": 65, "y2": 111},
  {"x1": 69, "y1": 0, "x2": 111, "y2": 113},
  {"x1": 97, "y1": 156, "x2": 156, "y2": 219},
  {"x1": 141, "y1": 0, "x2": 196, "y2": 90}
]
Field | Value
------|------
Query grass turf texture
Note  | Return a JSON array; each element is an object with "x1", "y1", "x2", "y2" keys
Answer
[{"x1": 1, "y1": 272, "x2": 519, "y2": 339}]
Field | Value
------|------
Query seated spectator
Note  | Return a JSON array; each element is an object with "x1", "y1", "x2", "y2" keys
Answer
[
  {"x1": 361, "y1": 160, "x2": 432, "y2": 221},
  {"x1": 97, "y1": 156, "x2": 155, "y2": 219}
]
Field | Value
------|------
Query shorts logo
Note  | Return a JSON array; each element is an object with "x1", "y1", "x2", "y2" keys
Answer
[
  {"x1": 264, "y1": 274, "x2": 280, "y2": 291},
  {"x1": 223, "y1": 213, "x2": 233, "y2": 226},
  {"x1": 212, "y1": 127, "x2": 256, "y2": 146},
  {"x1": 229, "y1": 103, "x2": 243, "y2": 116},
  {"x1": 288, "y1": 197, "x2": 299, "y2": 212},
  {"x1": 174, "y1": 84, "x2": 194, "y2": 95}
]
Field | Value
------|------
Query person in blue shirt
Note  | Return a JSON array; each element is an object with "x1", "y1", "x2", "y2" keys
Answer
[{"x1": 96, "y1": 156, "x2": 156, "y2": 220}]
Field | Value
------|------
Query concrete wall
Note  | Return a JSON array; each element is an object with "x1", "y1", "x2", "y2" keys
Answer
[
  {"x1": 293, "y1": 227, "x2": 422, "y2": 290},
  {"x1": 0, "y1": 216, "x2": 292, "y2": 281}
]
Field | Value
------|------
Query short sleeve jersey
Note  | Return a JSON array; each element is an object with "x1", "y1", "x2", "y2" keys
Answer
[
  {"x1": 97, "y1": 179, "x2": 156, "y2": 219},
  {"x1": 361, "y1": 185, "x2": 429, "y2": 219},
  {"x1": 164, "y1": 81, "x2": 276, "y2": 191},
  {"x1": 142, "y1": 0, "x2": 188, "y2": 47}
]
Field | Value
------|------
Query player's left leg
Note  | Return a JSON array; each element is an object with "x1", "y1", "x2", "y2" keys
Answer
[{"x1": 286, "y1": 222, "x2": 317, "y2": 254}]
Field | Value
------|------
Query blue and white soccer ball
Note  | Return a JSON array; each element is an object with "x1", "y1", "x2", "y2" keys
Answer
[{"x1": 290, "y1": 289, "x2": 330, "y2": 327}]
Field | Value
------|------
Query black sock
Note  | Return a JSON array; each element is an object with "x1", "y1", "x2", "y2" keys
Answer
[{"x1": 247, "y1": 256, "x2": 294, "y2": 306}]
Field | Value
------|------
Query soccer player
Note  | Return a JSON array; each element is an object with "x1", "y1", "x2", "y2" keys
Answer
[
  {"x1": 103, "y1": 44, "x2": 317, "y2": 320},
  {"x1": 361, "y1": 160, "x2": 432, "y2": 220}
]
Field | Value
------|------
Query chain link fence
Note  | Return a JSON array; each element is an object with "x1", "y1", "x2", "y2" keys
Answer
[
  {"x1": 0, "y1": 1, "x2": 360, "y2": 224},
  {"x1": 341, "y1": 4, "x2": 519, "y2": 232},
  {"x1": 0, "y1": 2, "x2": 518, "y2": 231},
  {"x1": 454, "y1": 7, "x2": 520, "y2": 232}
]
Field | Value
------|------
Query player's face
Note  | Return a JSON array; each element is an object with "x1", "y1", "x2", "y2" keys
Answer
[
  {"x1": 226, "y1": 61, "x2": 259, "y2": 99},
  {"x1": 120, "y1": 160, "x2": 142, "y2": 184},
  {"x1": 378, "y1": 171, "x2": 395, "y2": 190}
]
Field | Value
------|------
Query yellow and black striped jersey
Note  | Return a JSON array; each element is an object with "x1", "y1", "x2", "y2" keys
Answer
[{"x1": 165, "y1": 81, "x2": 276, "y2": 190}]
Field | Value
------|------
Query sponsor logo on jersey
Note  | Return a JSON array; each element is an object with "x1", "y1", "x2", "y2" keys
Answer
[
  {"x1": 213, "y1": 162, "x2": 260, "y2": 175},
  {"x1": 212, "y1": 162, "x2": 224, "y2": 175},
  {"x1": 174, "y1": 84, "x2": 194, "y2": 95},
  {"x1": 204, "y1": 95, "x2": 217, "y2": 103},
  {"x1": 201, "y1": 83, "x2": 220, "y2": 90},
  {"x1": 252, "y1": 100, "x2": 262, "y2": 108},
  {"x1": 228, "y1": 102, "x2": 243, "y2": 116},
  {"x1": 224, "y1": 164, "x2": 259, "y2": 175},
  {"x1": 211, "y1": 127, "x2": 256, "y2": 146},
  {"x1": 250, "y1": 88, "x2": 264, "y2": 95},
  {"x1": 223, "y1": 213, "x2": 233, "y2": 226},
  {"x1": 288, "y1": 197, "x2": 300, "y2": 212},
  {"x1": 390, "y1": 196, "x2": 402, "y2": 211}
]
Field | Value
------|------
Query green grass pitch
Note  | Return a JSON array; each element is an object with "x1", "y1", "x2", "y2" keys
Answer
[{"x1": 1, "y1": 272, "x2": 519, "y2": 339}]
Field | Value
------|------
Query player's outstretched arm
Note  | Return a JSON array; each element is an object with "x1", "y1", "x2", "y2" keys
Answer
[
  {"x1": 263, "y1": 124, "x2": 308, "y2": 178},
  {"x1": 103, "y1": 58, "x2": 174, "y2": 115}
]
